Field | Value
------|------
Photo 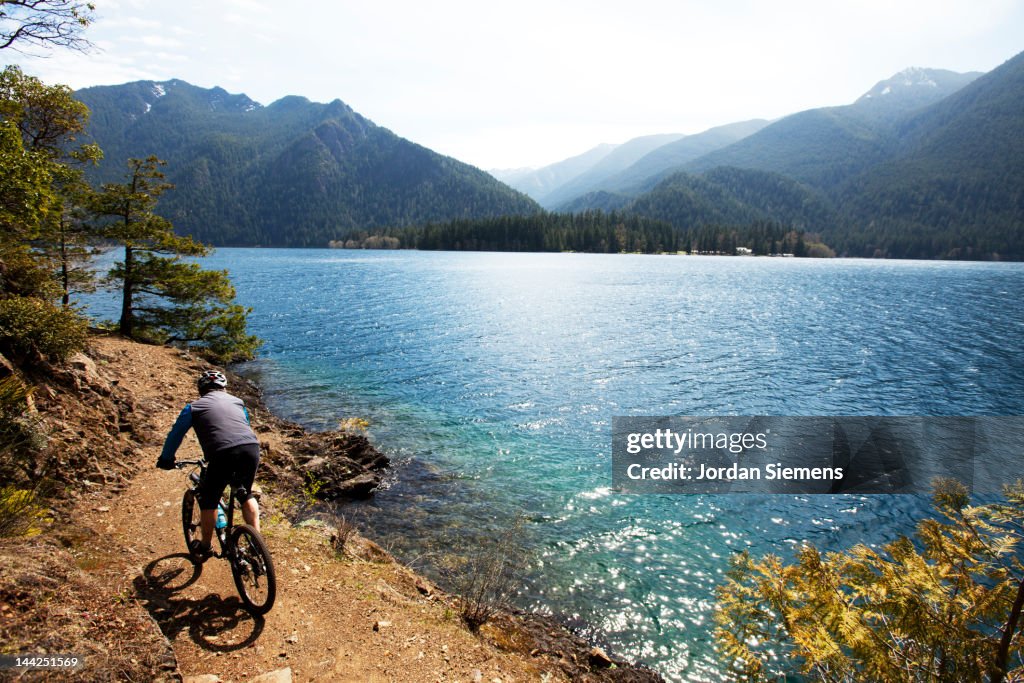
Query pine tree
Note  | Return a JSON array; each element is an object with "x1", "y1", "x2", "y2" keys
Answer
[
  {"x1": 0, "y1": 64, "x2": 101, "y2": 301},
  {"x1": 91, "y1": 156, "x2": 260, "y2": 361},
  {"x1": 44, "y1": 171, "x2": 96, "y2": 307},
  {"x1": 716, "y1": 478, "x2": 1024, "y2": 682},
  {"x1": 0, "y1": 65, "x2": 92, "y2": 361}
]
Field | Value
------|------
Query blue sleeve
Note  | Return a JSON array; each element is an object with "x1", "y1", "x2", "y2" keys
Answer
[
  {"x1": 159, "y1": 404, "x2": 193, "y2": 462},
  {"x1": 243, "y1": 405, "x2": 251, "y2": 424}
]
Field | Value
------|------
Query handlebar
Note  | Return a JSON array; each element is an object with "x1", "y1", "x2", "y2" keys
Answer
[{"x1": 175, "y1": 459, "x2": 206, "y2": 469}]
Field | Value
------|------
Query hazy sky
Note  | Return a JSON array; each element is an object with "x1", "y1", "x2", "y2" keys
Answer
[{"x1": 7, "y1": 0, "x2": 1024, "y2": 169}]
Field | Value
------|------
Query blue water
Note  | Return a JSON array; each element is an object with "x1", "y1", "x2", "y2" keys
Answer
[{"x1": 85, "y1": 250, "x2": 1024, "y2": 681}]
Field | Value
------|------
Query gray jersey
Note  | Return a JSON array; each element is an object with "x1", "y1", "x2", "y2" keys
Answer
[{"x1": 187, "y1": 390, "x2": 259, "y2": 456}]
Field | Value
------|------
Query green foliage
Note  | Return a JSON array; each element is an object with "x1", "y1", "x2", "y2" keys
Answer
[
  {"x1": 0, "y1": 296, "x2": 87, "y2": 361},
  {"x1": 0, "y1": 65, "x2": 96, "y2": 160},
  {"x1": 0, "y1": 120, "x2": 55, "y2": 238},
  {"x1": 716, "y1": 479, "x2": 1024, "y2": 682},
  {"x1": 0, "y1": 485, "x2": 45, "y2": 537},
  {"x1": 301, "y1": 474, "x2": 324, "y2": 507},
  {"x1": 0, "y1": 374, "x2": 43, "y2": 464},
  {"x1": 39, "y1": 189, "x2": 98, "y2": 306},
  {"x1": 0, "y1": 64, "x2": 100, "y2": 304},
  {"x1": 0, "y1": 374, "x2": 48, "y2": 538},
  {"x1": 74, "y1": 79, "x2": 540, "y2": 247},
  {"x1": 92, "y1": 156, "x2": 260, "y2": 361},
  {"x1": 345, "y1": 211, "x2": 831, "y2": 258},
  {"x1": 0, "y1": 241, "x2": 60, "y2": 300}
]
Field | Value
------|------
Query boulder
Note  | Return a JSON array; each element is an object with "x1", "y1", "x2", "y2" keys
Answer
[{"x1": 250, "y1": 669, "x2": 293, "y2": 683}]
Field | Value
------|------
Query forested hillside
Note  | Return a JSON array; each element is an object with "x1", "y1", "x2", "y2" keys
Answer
[
  {"x1": 75, "y1": 51, "x2": 1024, "y2": 259},
  {"x1": 76, "y1": 80, "x2": 539, "y2": 246},
  {"x1": 560, "y1": 55, "x2": 1024, "y2": 259},
  {"x1": 833, "y1": 53, "x2": 1024, "y2": 259}
]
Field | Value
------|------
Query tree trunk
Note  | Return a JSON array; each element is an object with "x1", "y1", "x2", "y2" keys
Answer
[
  {"x1": 992, "y1": 577, "x2": 1024, "y2": 683},
  {"x1": 59, "y1": 214, "x2": 70, "y2": 308},
  {"x1": 119, "y1": 245, "x2": 133, "y2": 337}
]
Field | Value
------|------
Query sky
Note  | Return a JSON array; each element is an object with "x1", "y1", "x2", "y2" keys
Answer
[{"x1": 6, "y1": 0, "x2": 1024, "y2": 170}]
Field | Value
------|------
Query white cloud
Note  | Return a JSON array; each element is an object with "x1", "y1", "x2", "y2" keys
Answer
[
  {"x1": 126, "y1": 34, "x2": 185, "y2": 49},
  {"x1": 223, "y1": 0, "x2": 273, "y2": 14},
  {"x1": 9, "y1": 0, "x2": 1024, "y2": 168}
]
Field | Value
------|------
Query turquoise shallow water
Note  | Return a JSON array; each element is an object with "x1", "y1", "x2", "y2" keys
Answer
[{"x1": 86, "y1": 250, "x2": 1024, "y2": 681}]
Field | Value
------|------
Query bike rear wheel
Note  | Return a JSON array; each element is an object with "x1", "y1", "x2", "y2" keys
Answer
[
  {"x1": 229, "y1": 524, "x2": 276, "y2": 614},
  {"x1": 181, "y1": 489, "x2": 202, "y2": 556}
]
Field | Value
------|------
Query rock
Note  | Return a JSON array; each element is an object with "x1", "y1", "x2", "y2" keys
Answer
[
  {"x1": 285, "y1": 633, "x2": 299, "y2": 644},
  {"x1": 183, "y1": 675, "x2": 222, "y2": 683},
  {"x1": 69, "y1": 352, "x2": 98, "y2": 381},
  {"x1": 372, "y1": 619, "x2": 392, "y2": 631},
  {"x1": 331, "y1": 471, "x2": 382, "y2": 499},
  {"x1": 296, "y1": 518, "x2": 331, "y2": 530},
  {"x1": 588, "y1": 646, "x2": 614, "y2": 668},
  {"x1": 250, "y1": 668, "x2": 293, "y2": 683}
]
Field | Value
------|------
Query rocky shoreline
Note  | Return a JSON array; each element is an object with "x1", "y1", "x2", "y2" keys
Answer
[
  {"x1": 222, "y1": 370, "x2": 391, "y2": 502},
  {"x1": 0, "y1": 334, "x2": 664, "y2": 682},
  {"x1": 224, "y1": 360, "x2": 666, "y2": 682}
]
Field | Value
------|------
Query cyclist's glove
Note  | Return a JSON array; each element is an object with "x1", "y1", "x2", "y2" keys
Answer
[{"x1": 156, "y1": 457, "x2": 175, "y2": 470}]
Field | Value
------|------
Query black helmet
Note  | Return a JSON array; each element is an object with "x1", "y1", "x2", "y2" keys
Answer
[{"x1": 197, "y1": 370, "x2": 228, "y2": 394}]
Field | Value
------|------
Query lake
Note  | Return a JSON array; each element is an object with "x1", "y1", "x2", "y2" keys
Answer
[{"x1": 86, "y1": 250, "x2": 1024, "y2": 681}]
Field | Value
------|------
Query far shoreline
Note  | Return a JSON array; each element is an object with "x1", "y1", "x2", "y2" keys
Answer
[{"x1": 200, "y1": 244, "x2": 1024, "y2": 263}]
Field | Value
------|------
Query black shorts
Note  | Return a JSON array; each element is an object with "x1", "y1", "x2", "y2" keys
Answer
[{"x1": 198, "y1": 442, "x2": 261, "y2": 510}]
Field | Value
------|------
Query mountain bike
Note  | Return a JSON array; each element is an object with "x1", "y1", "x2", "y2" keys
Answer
[{"x1": 176, "y1": 459, "x2": 277, "y2": 615}]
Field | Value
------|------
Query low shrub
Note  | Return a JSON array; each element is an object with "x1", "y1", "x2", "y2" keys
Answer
[
  {"x1": 0, "y1": 296, "x2": 88, "y2": 361},
  {"x1": 439, "y1": 517, "x2": 529, "y2": 631},
  {"x1": 0, "y1": 485, "x2": 46, "y2": 537}
]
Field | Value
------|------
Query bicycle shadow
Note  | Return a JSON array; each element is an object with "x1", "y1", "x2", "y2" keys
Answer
[{"x1": 134, "y1": 553, "x2": 265, "y2": 653}]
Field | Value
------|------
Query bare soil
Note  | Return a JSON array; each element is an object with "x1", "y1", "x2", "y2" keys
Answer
[{"x1": 2, "y1": 335, "x2": 664, "y2": 682}]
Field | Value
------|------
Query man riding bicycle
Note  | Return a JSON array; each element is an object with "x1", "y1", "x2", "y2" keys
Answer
[{"x1": 157, "y1": 370, "x2": 261, "y2": 561}]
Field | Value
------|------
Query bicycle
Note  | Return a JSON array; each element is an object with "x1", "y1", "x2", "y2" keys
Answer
[{"x1": 176, "y1": 459, "x2": 277, "y2": 615}]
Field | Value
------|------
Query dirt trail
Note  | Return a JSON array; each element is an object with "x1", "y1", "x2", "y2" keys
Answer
[{"x1": 74, "y1": 336, "x2": 567, "y2": 682}]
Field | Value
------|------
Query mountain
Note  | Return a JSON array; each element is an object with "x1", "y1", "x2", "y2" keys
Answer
[
  {"x1": 569, "y1": 119, "x2": 771, "y2": 201},
  {"x1": 615, "y1": 54, "x2": 1024, "y2": 259},
  {"x1": 679, "y1": 68, "x2": 981, "y2": 192},
  {"x1": 537, "y1": 133, "x2": 685, "y2": 209},
  {"x1": 834, "y1": 52, "x2": 1024, "y2": 258},
  {"x1": 489, "y1": 143, "x2": 617, "y2": 202},
  {"x1": 560, "y1": 69, "x2": 980, "y2": 214},
  {"x1": 852, "y1": 67, "x2": 983, "y2": 120},
  {"x1": 75, "y1": 80, "x2": 539, "y2": 247},
  {"x1": 628, "y1": 167, "x2": 837, "y2": 232}
]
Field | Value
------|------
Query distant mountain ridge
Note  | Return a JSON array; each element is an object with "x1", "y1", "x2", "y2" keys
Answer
[
  {"x1": 854, "y1": 67, "x2": 983, "y2": 116},
  {"x1": 490, "y1": 143, "x2": 618, "y2": 202},
  {"x1": 676, "y1": 67, "x2": 982, "y2": 190},
  {"x1": 570, "y1": 119, "x2": 771, "y2": 204},
  {"x1": 537, "y1": 133, "x2": 686, "y2": 208},
  {"x1": 593, "y1": 55, "x2": 1024, "y2": 259},
  {"x1": 76, "y1": 80, "x2": 539, "y2": 247},
  {"x1": 525, "y1": 66, "x2": 984, "y2": 215},
  {"x1": 74, "y1": 53, "x2": 1024, "y2": 259}
]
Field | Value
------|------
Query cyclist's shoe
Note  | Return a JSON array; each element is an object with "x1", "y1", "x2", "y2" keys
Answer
[{"x1": 189, "y1": 540, "x2": 213, "y2": 563}]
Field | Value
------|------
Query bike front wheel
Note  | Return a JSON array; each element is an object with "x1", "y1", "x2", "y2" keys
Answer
[
  {"x1": 229, "y1": 524, "x2": 276, "y2": 615},
  {"x1": 181, "y1": 489, "x2": 202, "y2": 556}
]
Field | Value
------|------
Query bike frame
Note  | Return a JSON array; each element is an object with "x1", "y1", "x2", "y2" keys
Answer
[{"x1": 179, "y1": 458, "x2": 243, "y2": 559}]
